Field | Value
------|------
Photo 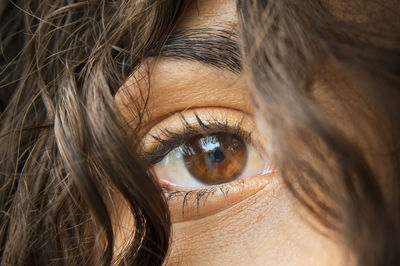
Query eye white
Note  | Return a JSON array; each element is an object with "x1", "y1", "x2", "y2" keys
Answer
[{"x1": 152, "y1": 142, "x2": 271, "y2": 189}]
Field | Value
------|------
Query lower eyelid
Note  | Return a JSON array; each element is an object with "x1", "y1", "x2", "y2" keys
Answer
[{"x1": 166, "y1": 172, "x2": 280, "y2": 223}]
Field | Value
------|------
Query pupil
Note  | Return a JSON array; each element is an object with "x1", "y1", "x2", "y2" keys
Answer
[{"x1": 209, "y1": 149, "x2": 225, "y2": 163}]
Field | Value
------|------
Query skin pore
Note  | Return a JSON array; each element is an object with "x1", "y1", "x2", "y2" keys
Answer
[{"x1": 114, "y1": 0, "x2": 397, "y2": 265}]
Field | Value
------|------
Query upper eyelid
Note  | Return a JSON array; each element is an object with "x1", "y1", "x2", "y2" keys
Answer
[
  {"x1": 138, "y1": 106, "x2": 253, "y2": 138},
  {"x1": 144, "y1": 113, "x2": 252, "y2": 164}
]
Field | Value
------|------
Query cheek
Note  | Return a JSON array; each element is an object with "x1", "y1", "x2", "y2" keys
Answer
[{"x1": 165, "y1": 181, "x2": 347, "y2": 266}]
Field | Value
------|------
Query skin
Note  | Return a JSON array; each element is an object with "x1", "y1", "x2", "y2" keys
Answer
[{"x1": 114, "y1": 0, "x2": 397, "y2": 265}]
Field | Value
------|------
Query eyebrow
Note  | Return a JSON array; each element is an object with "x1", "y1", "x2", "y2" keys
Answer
[{"x1": 156, "y1": 27, "x2": 241, "y2": 73}]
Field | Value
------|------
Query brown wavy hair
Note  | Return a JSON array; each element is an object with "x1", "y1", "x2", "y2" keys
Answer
[
  {"x1": 238, "y1": 1, "x2": 400, "y2": 265},
  {"x1": 1, "y1": 0, "x2": 399, "y2": 265}
]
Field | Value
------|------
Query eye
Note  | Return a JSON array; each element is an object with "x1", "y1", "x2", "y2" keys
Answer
[
  {"x1": 152, "y1": 132, "x2": 267, "y2": 189},
  {"x1": 143, "y1": 108, "x2": 277, "y2": 222}
]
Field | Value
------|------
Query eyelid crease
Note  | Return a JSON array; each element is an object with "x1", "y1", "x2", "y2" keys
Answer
[{"x1": 137, "y1": 105, "x2": 254, "y2": 141}]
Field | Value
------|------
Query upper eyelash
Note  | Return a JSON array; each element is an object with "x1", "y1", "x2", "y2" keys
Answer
[{"x1": 145, "y1": 113, "x2": 252, "y2": 164}]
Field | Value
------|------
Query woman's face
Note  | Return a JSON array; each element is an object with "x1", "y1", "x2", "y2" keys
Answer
[{"x1": 115, "y1": 0, "x2": 396, "y2": 264}]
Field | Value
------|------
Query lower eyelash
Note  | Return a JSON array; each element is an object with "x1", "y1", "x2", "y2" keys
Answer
[{"x1": 163, "y1": 186, "x2": 232, "y2": 216}]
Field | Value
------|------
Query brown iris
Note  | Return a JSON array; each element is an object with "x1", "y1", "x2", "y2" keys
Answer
[{"x1": 182, "y1": 133, "x2": 247, "y2": 185}]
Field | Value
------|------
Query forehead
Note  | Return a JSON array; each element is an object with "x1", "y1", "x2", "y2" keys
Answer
[
  {"x1": 180, "y1": 0, "x2": 400, "y2": 44},
  {"x1": 324, "y1": 0, "x2": 400, "y2": 49},
  {"x1": 323, "y1": 0, "x2": 399, "y2": 22},
  {"x1": 179, "y1": 0, "x2": 237, "y2": 28},
  {"x1": 181, "y1": 0, "x2": 400, "y2": 25}
]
